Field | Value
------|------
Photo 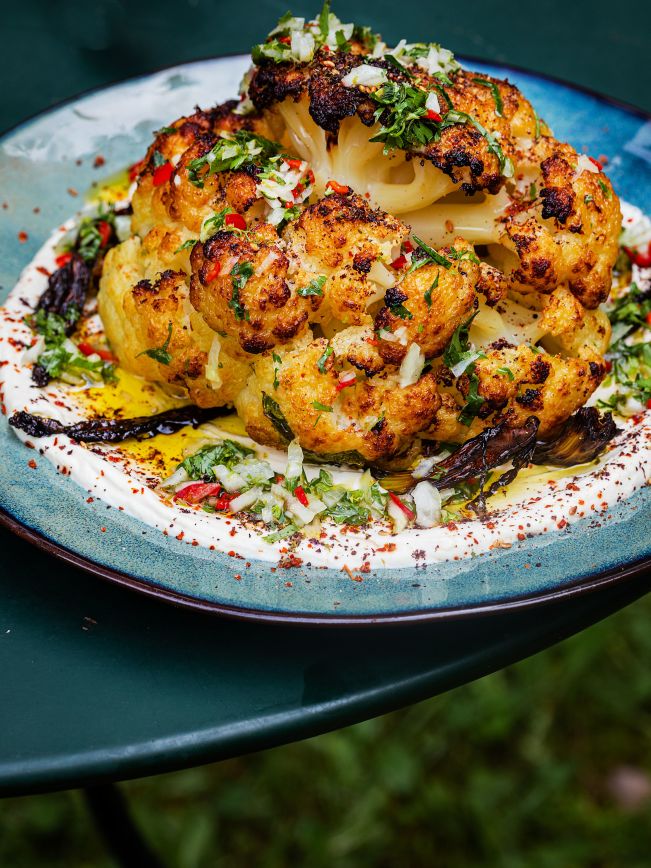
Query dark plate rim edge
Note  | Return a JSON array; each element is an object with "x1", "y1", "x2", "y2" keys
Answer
[
  {"x1": 2, "y1": 506, "x2": 649, "y2": 626},
  {"x1": 0, "y1": 54, "x2": 649, "y2": 626}
]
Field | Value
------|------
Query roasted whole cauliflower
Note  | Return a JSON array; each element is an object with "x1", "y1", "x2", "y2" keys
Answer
[{"x1": 98, "y1": 4, "x2": 622, "y2": 465}]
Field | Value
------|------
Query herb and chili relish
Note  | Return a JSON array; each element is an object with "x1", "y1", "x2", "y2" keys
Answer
[
  {"x1": 28, "y1": 207, "x2": 119, "y2": 387},
  {"x1": 245, "y1": 3, "x2": 514, "y2": 178}
]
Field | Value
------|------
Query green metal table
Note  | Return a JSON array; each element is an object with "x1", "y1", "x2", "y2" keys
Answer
[{"x1": 1, "y1": 4, "x2": 650, "y2": 860}]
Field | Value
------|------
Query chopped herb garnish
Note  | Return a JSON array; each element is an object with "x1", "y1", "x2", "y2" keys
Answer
[
  {"x1": 180, "y1": 439, "x2": 254, "y2": 480},
  {"x1": 187, "y1": 131, "x2": 281, "y2": 188},
  {"x1": 174, "y1": 239, "x2": 198, "y2": 253},
  {"x1": 138, "y1": 321, "x2": 173, "y2": 365},
  {"x1": 448, "y1": 246, "x2": 480, "y2": 265},
  {"x1": 262, "y1": 392, "x2": 294, "y2": 441},
  {"x1": 441, "y1": 109, "x2": 514, "y2": 178},
  {"x1": 155, "y1": 126, "x2": 177, "y2": 135},
  {"x1": 533, "y1": 109, "x2": 541, "y2": 140},
  {"x1": 297, "y1": 275, "x2": 327, "y2": 297},
  {"x1": 411, "y1": 236, "x2": 453, "y2": 270},
  {"x1": 312, "y1": 400, "x2": 333, "y2": 412},
  {"x1": 472, "y1": 77, "x2": 503, "y2": 116},
  {"x1": 459, "y1": 372, "x2": 484, "y2": 426},
  {"x1": 229, "y1": 262, "x2": 254, "y2": 321},
  {"x1": 598, "y1": 179, "x2": 612, "y2": 199},
  {"x1": 152, "y1": 149, "x2": 167, "y2": 168},
  {"x1": 530, "y1": 182, "x2": 537, "y2": 200},
  {"x1": 316, "y1": 345, "x2": 333, "y2": 374},
  {"x1": 497, "y1": 365, "x2": 515, "y2": 381},
  {"x1": 424, "y1": 272, "x2": 439, "y2": 308},
  {"x1": 272, "y1": 352, "x2": 282, "y2": 390},
  {"x1": 584, "y1": 194, "x2": 594, "y2": 204}
]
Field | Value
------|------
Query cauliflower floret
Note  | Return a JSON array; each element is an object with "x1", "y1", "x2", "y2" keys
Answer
[
  {"x1": 282, "y1": 191, "x2": 408, "y2": 327},
  {"x1": 99, "y1": 236, "x2": 248, "y2": 406},
  {"x1": 373, "y1": 236, "x2": 482, "y2": 364},
  {"x1": 428, "y1": 342, "x2": 607, "y2": 442},
  {"x1": 235, "y1": 333, "x2": 441, "y2": 463},
  {"x1": 189, "y1": 223, "x2": 312, "y2": 355}
]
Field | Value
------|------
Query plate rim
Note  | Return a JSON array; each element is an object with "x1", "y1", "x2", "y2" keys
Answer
[{"x1": 1, "y1": 53, "x2": 650, "y2": 626}]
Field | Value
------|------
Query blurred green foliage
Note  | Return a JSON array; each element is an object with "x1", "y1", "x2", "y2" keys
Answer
[{"x1": 2, "y1": 594, "x2": 651, "y2": 867}]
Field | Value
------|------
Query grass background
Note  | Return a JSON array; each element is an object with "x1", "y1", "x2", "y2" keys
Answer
[
  {"x1": 1, "y1": 1, "x2": 650, "y2": 865},
  {"x1": 2, "y1": 593, "x2": 651, "y2": 867}
]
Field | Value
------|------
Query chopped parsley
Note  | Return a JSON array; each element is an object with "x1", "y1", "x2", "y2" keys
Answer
[
  {"x1": 262, "y1": 392, "x2": 294, "y2": 441},
  {"x1": 272, "y1": 352, "x2": 282, "y2": 390},
  {"x1": 297, "y1": 275, "x2": 327, "y2": 297},
  {"x1": 443, "y1": 313, "x2": 485, "y2": 425},
  {"x1": 229, "y1": 262, "x2": 254, "y2": 321},
  {"x1": 312, "y1": 400, "x2": 333, "y2": 412},
  {"x1": 411, "y1": 236, "x2": 453, "y2": 270},
  {"x1": 424, "y1": 272, "x2": 439, "y2": 308},
  {"x1": 138, "y1": 321, "x2": 173, "y2": 365},
  {"x1": 497, "y1": 365, "x2": 515, "y2": 381},
  {"x1": 151, "y1": 149, "x2": 167, "y2": 168},
  {"x1": 29, "y1": 309, "x2": 116, "y2": 384},
  {"x1": 174, "y1": 238, "x2": 198, "y2": 254},
  {"x1": 472, "y1": 77, "x2": 503, "y2": 116},
  {"x1": 598, "y1": 179, "x2": 612, "y2": 199},
  {"x1": 316, "y1": 345, "x2": 333, "y2": 373},
  {"x1": 180, "y1": 440, "x2": 254, "y2": 480},
  {"x1": 187, "y1": 131, "x2": 281, "y2": 188},
  {"x1": 448, "y1": 246, "x2": 480, "y2": 265}
]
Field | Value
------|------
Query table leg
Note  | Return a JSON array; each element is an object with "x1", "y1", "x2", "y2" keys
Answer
[{"x1": 84, "y1": 784, "x2": 166, "y2": 868}]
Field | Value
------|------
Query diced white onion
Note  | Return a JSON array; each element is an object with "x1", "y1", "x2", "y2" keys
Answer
[
  {"x1": 412, "y1": 481, "x2": 442, "y2": 528},
  {"x1": 232, "y1": 458, "x2": 276, "y2": 486},
  {"x1": 341, "y1": 64, "x2": 388, "y2": 88},
  {"x1": 212, "y1": 465, "x2": 247, "y2": 492},
  {"x1": 576, "y1": 153, "x2": 600, "y2": 176},
  {"x1": 114, "y1": 215, "x2": 132, "y2": 242},
  {"x1": 161, "y1": 465, "x2": 189, "y2": 489},
  {"x1": 367, "y1": 260, "x2": 394, "y2": 289},
  {"x1": 230, "y1": 487, "x2": 263, "y2": 513},
  {"x1": 425, "y1": 92, "x2": 441, "y2": 114},
  {"x1": 258, "y1": 250, "x2": 280, "y2": 272},
  {"x1": 291, "y1": 30, "x2": 316, "y2": 63},
  {"x1": 23, "y1": 336, "x2": 45, "y2": 364},
  {"x1": 450, "y1": 349, "x2": 484, "y2": 378},
  {"x1": 399, "y1": 342, "x2": 425, "y2": 388},
  {"x1": 412, "y1": 452, "x2": 449, "y2": 479}
]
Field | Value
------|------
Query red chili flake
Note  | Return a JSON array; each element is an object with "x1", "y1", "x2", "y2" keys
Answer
[
  {"x1": 224, "y1": 212, "x2": 246, "y2": 230},
  {"x1": 389, "y1": 492, "x2": 415, "y2": 521},
  {"x1": 279, "y1": 554, "x2": 303, "y2": 568},
  {"x1": 326, "y1": 180, "x2": 351, "y2": 195},
  {"x1": 36, "y1": 266, "x2": 51, "y2": 277},
  {"x1": 204, "y1": 261, "x2": 221, "y2": 283},
  {"x1": 294, "y1": 485, "x2": 309, "y2": 507},
  {"x1": 365, "y1": 336, "x2": 380, "y2": 346},
  {"x1": 426, "y1": 109, "x2": 442, "y2": 122},
  {"x1": 18, "y1": 231, "x2": 28, "y2": 243},
  {"x1": 67, "y1": 188, "x2": 78, "y2": 197},
  {"x1": 97, "y1": 220, "x2": 112, "y2": 247},
  {"x1": 391, "y1": 254, "x2": 407, "y2": 269},
  {"x1": 152, "y1": 162, "x2": 173, "y2": 186},
  {"x1": 588, "y1": 156, "x2": 603, "y2": 171},
  {"x1": 402, "y1": 240, "x2": 414, "y2": 253},
  {"x1": 55, "y1": 252, "x2": 73, "y2": 268},
  {"x1": 93, "y1": 155, "x2": 106, "y2": 168},
  {"x1": 604, "y1": 359, "x2": 612, "y2": 372},
  {"x1": 278, "y1": 35, "x2": 291, "y2": 44},
  {"x1": 100, "y1": 527, "x2": 106, "y2": 533},
  {"x1": 28, "y1": 459, "x2": 37, "y2": 469}
]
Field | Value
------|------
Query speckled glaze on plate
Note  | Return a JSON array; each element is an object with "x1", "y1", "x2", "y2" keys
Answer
[{"x1": 1, "y1": 55, "x2": 649, "y2": 624}]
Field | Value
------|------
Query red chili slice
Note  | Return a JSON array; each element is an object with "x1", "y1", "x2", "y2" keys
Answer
[
  {"x1": 55, "y1": 252, "x2": 73, "y2": 268},
  {"x1": 294, "y1": 485, "x2": 309, "y2": 507},
  {"x1": 336, "y1": 373, "x2": 356, "y2": 391},
  {"x1": 152, "y1": 162, "x2": 174, "y2": 186},
  {"x1": 224, "y1": 213, "x2": 246, "y2": 230},
  {"x1": 389, "y1": 492, "x2": 416, "y2": 521},
  {"x1": 588, "y1": 156, "x2": 603, "y2": 171},
  {"x1": 285, "y1": 158, "x2": 303, "y2": 169},
  {"x1": 426, "y1": 109, "x2": 442, "y2": 122},
  {"x1": 204, "y1": 261, "x2": 222, "y2": 283},
  {"x1": 97, "y1": 220, "x2": 112, "y2": 247},
  {"x1": 278, "y1": 35, "x2": 291, "y2": 44},
  {"x1": 77, "y1": 342, "x2": 117, "y2": 362},
  {"x1": 174, "y1": 482, "x2": 223, "y2": 504},
  {"x1": 625, "y1": 244, "x2": 651, "y2": 268},
  {"x1": 646, "y1": 311, "x2": 651, "y2": 325},
  {"x1": 402, "y1": 240, "x2": 414, "y2": 253},
  {"x1": 391, "y1": 254, "x2": 407, "y2": 269},
  {"x1": 213, "y1": 492, "x2": 236, "y2": 510},
  {"x1": 326, "y1": 180, "x2": 351, "y2": 195}
]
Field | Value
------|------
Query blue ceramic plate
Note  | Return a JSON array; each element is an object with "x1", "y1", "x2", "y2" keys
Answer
[{"x1": 1, "y1": 55, "x2": 649, "y2": 624}]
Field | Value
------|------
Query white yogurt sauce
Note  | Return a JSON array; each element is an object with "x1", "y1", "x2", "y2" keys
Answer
[{"x1": 1, "y1": 204, "x2": 650, "y2": 569}]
